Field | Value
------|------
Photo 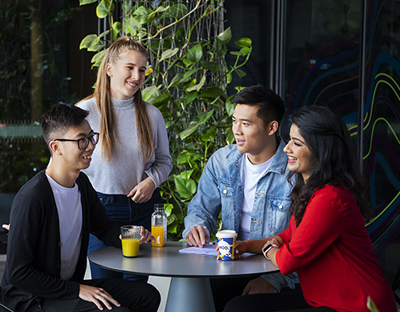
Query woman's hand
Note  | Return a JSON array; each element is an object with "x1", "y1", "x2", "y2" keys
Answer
[
  {"x1": 234, "y1": 240, "x2": 248, "y2": 259},
  {"x1": 263, "y1": 236, "x2": 284, "y2": 249},
  {"x1": 214, "y1": 241, "x2": 247, "y2": 259},
  {"x1": 262, "y1": 237, "x2": 283, "y2": 266},
  {"x1": 127, "y1": 177, "x2": 156, "y2": 203}
]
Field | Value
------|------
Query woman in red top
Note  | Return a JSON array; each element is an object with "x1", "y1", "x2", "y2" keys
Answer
[{"x1": 224, "y1": 106, "x2": 396, "y2": 312}]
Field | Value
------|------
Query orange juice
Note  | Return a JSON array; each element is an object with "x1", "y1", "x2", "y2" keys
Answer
[
  {"x1": 121, "y1": 238, "x2": 140, "y2": 257},
  {"x1": 151, "y1": 225, "x2": 165, "y2": 247}
]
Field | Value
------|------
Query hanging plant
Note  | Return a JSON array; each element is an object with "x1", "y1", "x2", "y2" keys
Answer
[{"x1": 79, "y1": 0, "x2": 252, "y2": 240}]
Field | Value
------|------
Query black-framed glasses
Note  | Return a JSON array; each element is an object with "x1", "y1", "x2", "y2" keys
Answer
[{"x1": 54, "y1": 132, "x2": 99, "y2": 150}]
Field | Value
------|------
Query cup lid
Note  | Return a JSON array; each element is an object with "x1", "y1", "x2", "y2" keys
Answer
[{"x1": 216, "y1": 230, "x2": 237, "y2": 238}]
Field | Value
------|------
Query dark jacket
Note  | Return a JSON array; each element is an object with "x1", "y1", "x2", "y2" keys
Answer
[{"x1": 1, "y1": 170, "x2": 121, "y2": 311}]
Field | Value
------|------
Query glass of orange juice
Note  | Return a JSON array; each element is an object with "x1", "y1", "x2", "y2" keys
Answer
[{"x1": 120, "y1": 225, "x2": 141, "y2": 257}]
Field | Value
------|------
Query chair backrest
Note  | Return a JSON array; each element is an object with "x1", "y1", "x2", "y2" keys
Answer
[
  {"x1": 0, "y1": 194, "x2": 13, "y2": 256},
  {"x1": 0, "y1": 288, "x2": 14, "y2": 312},
  {"x1": 0, "y1": 194, "x2": 14, "y2": 226}
]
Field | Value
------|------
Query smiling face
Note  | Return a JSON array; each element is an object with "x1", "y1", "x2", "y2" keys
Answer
[
  {"x1": 232, "y1": 104, "x2": 278, "y2": 165},
  {"x1": 107, "y1": 50, "x2": 147, "y2": 100},
  {"x1": 52, "y1": 119, "x2": 96, "y2": 172},
  {"x1": 283, "y1": 124, "x2": 314, "y2": 182}
]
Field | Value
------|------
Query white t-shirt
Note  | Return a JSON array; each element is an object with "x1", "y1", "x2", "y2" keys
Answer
[
  {"x1": 46, "y1": 174, "x2": 82, "y2": 280},
  {"x1": 240, "y1": 154, "x2": 274, "y2": 240}
]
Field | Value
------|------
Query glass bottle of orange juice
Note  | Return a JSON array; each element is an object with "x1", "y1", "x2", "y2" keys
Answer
[{"x1": 151, "y1": 204, "x2": 167, "y2": 247}]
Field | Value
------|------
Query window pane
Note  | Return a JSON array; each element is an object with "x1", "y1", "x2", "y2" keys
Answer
[
  {"x1": 0, "y1": 0, "x2": 96, "y2": 193},
  {"x1": 224, "y1": 0, "x2": 273, "y2": 90},
  {"x1": 362, "y1": 0, "x2": 400, "y2": 272},
  {"x1": 282, "y1": 0, "x2": 362, "y2": 138}
]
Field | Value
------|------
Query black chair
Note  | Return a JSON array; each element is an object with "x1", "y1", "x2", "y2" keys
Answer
[
  {"x1": 0, "y1": 226, "x2": 8, "y2": 255},
  {"x1": 0, "y1": 241, "x2": 6, "y2": 255},
  {"x1": 0, "y1": 228, "x2": 14, "y2": 312},
  {"x1": 0, "y1": 287, "x2": 14, "y2": 312},
  {"x1": 0, "y1": 302, "x2": 14, "y2": 312}
]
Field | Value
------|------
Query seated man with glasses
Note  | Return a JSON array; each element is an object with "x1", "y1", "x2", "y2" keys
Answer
[{"x1": 1, "y1": 104, "x2": 160, "y2": 312}]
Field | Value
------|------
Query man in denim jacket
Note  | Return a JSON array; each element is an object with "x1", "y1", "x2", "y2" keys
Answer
[{"x1": 183, "y1": 85, "x2": 298, "y2": 311}]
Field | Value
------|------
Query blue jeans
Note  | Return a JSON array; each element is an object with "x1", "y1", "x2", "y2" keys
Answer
[{"x1": 88, "y1": 188, "x2": 163, "y2": 281}]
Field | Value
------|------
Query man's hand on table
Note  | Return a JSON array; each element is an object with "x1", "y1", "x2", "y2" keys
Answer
[
  {"x1": 185, "y1": 226, "x2": 210, "y2": 247},
  {"x1": 79, "y1": 284, "x2": 121, "y2": 310},
  {"x1": 242, "y1": 277, "x2": 278, "y2": 295},
  {"x1": 119, "y1": 226, "x2": 151, "y2": 244},
  {"x1": 140, "y1": 226, "x2": 151, "y2": 243}
]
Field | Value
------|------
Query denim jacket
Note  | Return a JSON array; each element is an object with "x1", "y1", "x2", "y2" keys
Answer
[
  {"x1": 183, "y1": 137, "x2": 298, "y2": 291},
  {"x1": 183, "y1": 137, "x2": 292, "y2": 240}
]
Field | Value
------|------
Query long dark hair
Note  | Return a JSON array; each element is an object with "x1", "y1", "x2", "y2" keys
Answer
[{"x1": 287, "y1": 106, "x2": 373, "y2": 225}]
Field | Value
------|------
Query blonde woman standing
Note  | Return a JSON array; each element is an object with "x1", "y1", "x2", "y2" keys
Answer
[{"x1": 77, "y1": 36, "x2": 172, "y2": 280}]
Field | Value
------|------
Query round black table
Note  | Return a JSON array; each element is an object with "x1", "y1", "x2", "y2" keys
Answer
[{"x1": 88, "y1": 241, "x2": 279, "y2": 312}]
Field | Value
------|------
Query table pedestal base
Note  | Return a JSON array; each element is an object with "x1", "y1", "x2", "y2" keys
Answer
[{"x1": 165, "y1": 277, "x2": 216, "y2": 312}]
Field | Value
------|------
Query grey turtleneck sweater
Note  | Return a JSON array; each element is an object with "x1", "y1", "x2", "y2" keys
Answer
[{"x1": 77, "y1": 96, "x2": 172, "y2": 195}]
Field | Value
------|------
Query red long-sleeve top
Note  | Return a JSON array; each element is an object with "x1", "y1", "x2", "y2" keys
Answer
[{"x1": 276, "y1": 185, "x2": 396, "y2": 312}]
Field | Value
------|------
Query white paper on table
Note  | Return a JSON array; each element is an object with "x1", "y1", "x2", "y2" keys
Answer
[
  {"x1": 179, "y1": 244, "x2": 256, "y2": 258},
  {"x1": 179, "y1": 244, "x2": 218, "y2": 256}
]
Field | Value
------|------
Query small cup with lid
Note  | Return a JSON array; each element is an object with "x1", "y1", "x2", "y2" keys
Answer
[{"x1": 216, "y1": 230, "x2": 237, "y2": 261}]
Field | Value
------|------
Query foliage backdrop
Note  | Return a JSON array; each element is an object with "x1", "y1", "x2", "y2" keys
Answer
[{"x1": 79, "y1": 0, "x2": 252, "y2": 240}]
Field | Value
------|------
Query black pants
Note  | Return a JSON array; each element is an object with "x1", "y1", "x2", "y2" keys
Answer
[
  {"x1": 223, "y1": 286, "x2": 337, "y2": 312},
  {"x1": 26, "y1": 279, "x2": 160, "y2": 312},
  {"x1": 211, "y1": 276, "x2": 261, "y2": 312}
]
